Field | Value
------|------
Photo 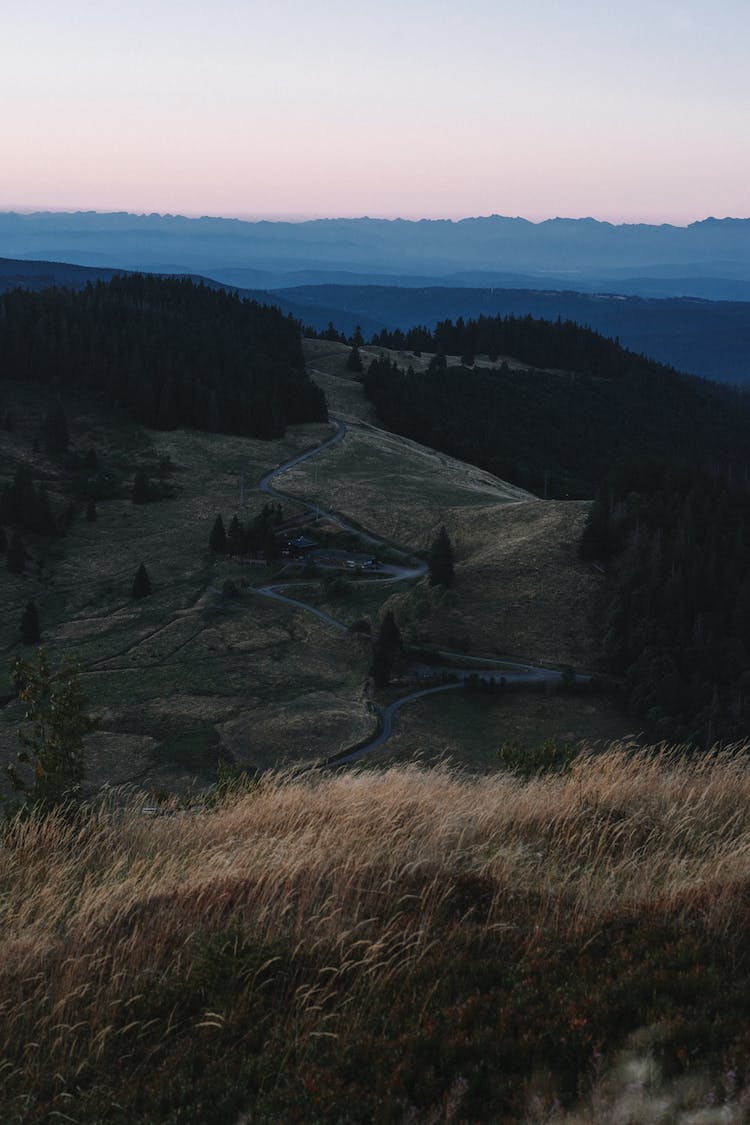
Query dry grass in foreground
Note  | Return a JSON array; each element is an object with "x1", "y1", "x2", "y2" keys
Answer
[{"x1": 3, "y1": 745, "x2": 750, "y2": 1122}]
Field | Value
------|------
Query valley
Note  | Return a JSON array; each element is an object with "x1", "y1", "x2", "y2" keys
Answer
[{"x1": 0, "y1": 336, "x2": 635, "y2": 800}]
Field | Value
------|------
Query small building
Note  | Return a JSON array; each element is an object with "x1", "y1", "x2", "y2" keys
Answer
[{"x1": 286, "y1": 535, "x2": 318, "y2": 559}]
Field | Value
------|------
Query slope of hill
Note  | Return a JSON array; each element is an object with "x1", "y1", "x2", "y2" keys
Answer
[
  {"x1": 292, "y1": 342, "x2": 602, "y2": 669},
  {"x1": 0, "y1": 275, "x2": 327, "y2": 437},
  {"x1": 2, "y1": 339, "x2": 607, "y2": 798},
  {"x1": 4, "y1": 256, "x2": 750, "y2": 385},
  {"x1": 359, "y1": 318, "x2": 750, "y2": 497},
  {"x1": 0, "y1": 381, "x2": 369, "y2": 795},
  {"x1": 4, "y1": 751, "x2": 750, "y2": 1122},
  {"x1": 283, "y1": 284, "x2": 750, "y2": 384}
]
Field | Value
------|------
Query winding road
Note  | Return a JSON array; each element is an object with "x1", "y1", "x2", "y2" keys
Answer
[{"x1": 251, "y1": 415, "x2": 586, "y2": 765}]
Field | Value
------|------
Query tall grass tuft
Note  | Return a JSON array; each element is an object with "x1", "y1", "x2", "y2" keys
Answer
[{"x1": 3, "y1": 744, "x2": 750, "y2": 1121}]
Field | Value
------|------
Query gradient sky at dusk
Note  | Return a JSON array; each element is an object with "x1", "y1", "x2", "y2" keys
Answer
[{"x1": 3, "y1": 0, "x2": 749, "y2": 223}]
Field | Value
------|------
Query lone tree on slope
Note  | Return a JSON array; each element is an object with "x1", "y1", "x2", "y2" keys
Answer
[
  {"x1": 346, "y1": 345, "x2": 363, "y2": 373},
  {"x1": 7, "y1": 531, "x2": 27, "y2": 574},
  {"x1": 132, "y1": 562, "x2": 152, "y2": 599},
  {"x1": 371, "y1": 611, "x2": 404, "y2": 689},
  {"x1": 20, "y1": 602, "x2": 40, "y2": 644},
  {"x1": 5, "y1": 648, "x2": 95, "y2": 812},
  {"x1": 209, "y1": 514, "x2": 227, "y2": 553},
  {"x1": 427, "y1": 525, "x2": 455, "y2": 587}
]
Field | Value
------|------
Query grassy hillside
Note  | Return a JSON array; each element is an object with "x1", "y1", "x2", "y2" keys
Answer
[
  {"x1": 361, "y1": 318, "x2": 750, "y2": 498},
  {"x1": 0, "y1": 335, "x2": 619, "y2": 799},
  {"x1": 1, "y1": 354, "x2": 594, "y2": 797},
  {"x1": 4, "y1": 749, "x2": 750, "y2": 1122},
  {"x1": 294, "y1": 342, "x2": 599, "y2": 668},
  {"x1": 0, "y1": 383, "x2": 371, "y2": 797}
]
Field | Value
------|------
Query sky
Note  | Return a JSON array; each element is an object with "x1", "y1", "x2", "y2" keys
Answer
[{"x1": 2, "y1": 0, "x2": 749, "y2": 224}]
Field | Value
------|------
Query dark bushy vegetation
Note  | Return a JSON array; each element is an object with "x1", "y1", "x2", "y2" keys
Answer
[
  {"x1": 20, "y1": 601, "x2": 40, "y2": 644},
  {"x1": 1, "y1": 465, "x2": 58, "y2": 536},
  {"x1": 208, "y1": 503, "x2": 282, "y2": 557},
  {"x1": 363, "y1": 316, "x2": 750, "y2": 497},
  {"x1": 371, "y1": 610, "x2": 403, "y2": 688},
  {"x1": 131, "y1": 563, "x2": 151, "y2": 599},
  {"x1": 427, "y1": 524, "x2": 455, "y2": 587},
  {"x1": 0, "y1": 275, "x2": 327, "y2": 437},
  {"x1": 582, "y1": 463, "x2": 750, "y2": 743}
]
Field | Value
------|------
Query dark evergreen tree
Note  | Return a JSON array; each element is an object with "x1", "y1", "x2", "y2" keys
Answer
[
  {"x1": 227, "y1": 515, "x2": 244, "y2": 555},
  {"x1": 85, "y1": 498, "x2": 97, "y2": 522},
  {"x1": 371, "y1": 611, "x2": 403, "y2": 689},
  {"x1": 583, "y1": 463, "x2": 750, "y2": 744},
  {"x1": 263, "y1": 529, "x2": 280, "y2": 566},
  {"x1": 7, "y1": 531, "x2": 26, "y2": 574},
  {"x1": 370, "y1": 646, "x2": 393, "y2": 690},
  {"x1": 209, "y1": 514, "x2": 227, "y2": 553},
  {"x1": 346, "y1": 345, "x2": 363, "y2": 373},
  {"x1": 5, "y1": 649, "x2": 95, "y2": 812},
  {"x1": 42, "y1": 401, "x2": 69, "y2": 457},
  {"x1": 132, "y1": 469, "x2": 151, "y2": 504},
  {"x1": 33, "y1": 484, "x2": 55, "y2": 535},
  {"x1": 428, "y1": 526, "x2": 455, "y2": 587},
  {"x1": 132, "y1": 563, "x2": 151, "y2": 599},
  {"x1": 1, "y1": 465, "x2": 37, "y2": 526},
  {"x1": 0, "y1": 525, "x2": 6, "y2": 553},
  {"x1": 20, "y1": 602, "x2": 40, "y2": 644}
]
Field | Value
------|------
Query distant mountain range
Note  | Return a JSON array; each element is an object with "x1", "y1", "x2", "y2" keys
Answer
[
  {"x1": 1, "y1": 256, "x2": 749, "y2": 386},
  {"x1": 2, "y1": 211, "x2": 750, "y2": 300}
]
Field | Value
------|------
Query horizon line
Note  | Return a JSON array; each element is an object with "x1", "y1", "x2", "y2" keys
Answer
[{"x1": 1, "y1": 206, "x2": 747, "y2": 228}]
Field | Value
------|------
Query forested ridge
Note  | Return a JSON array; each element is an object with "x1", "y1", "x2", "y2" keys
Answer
[
  {"x1": 371, "y1": 309, "x2": 675, "y2": 374},
  {"x1": 0, "y1": 275, "x2": 327, "y2": 437},
  {"x1": 363, "y1": 314, "x2": 750, "y2": 497},
  {"x1": 581, "y1": 465, "x2": 750, "y2": 744}
]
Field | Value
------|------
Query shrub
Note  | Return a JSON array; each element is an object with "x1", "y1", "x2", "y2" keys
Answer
[{"x1": 132, "y1": 562, "x2": 151, "y2": 599}]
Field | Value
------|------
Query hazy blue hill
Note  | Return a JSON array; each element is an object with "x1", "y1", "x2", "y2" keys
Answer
[
  {"x1": 2, "y1": 212, "x2": 750, "y2": 298},
  {"x1": 0, "y1": 256, "x2": 123, "y2": 290}
]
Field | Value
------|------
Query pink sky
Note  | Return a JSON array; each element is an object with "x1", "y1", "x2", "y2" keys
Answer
[{"x1": 2, "y1": 0, "x2": 748, "y2": 225}]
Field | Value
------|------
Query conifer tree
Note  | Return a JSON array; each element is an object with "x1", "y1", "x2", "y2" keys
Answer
[
  {"x1": 132, "y1": 468, "x2": 151, "y2": 504},
  {"x1": 209, "y1": 514, "x2": 227, "y2": 553},
  {"x1": 227, "y1": 515, "x2": 244, "y2": 555},
  {"x1": 7, "y1": 531, "x2": 26, "y2": 574},
  {"x1": 5, "y1": 648, "x2": 95, "y2": 811},
  {"x1": 20, "y1": 602, "x2": 40, "y2": 644},
  {"x1": 428, "y1": 525, "x2": 455, "y2": 587},
  {"x1": 346, "y1": 345, "x2": 363, "y2": 373},
  {"x1": 371, "y1": 611, "x2": 403, "y2": 688},
  {"x1": 42, "y1": 401, "x2": 69, "y2": 457},
  {"x1": 132, "y1": 562, "x2": 151, "y2": 599},
  {"x1": 85, "y1": 498, "x2": 97, "y2": 522},
  {"x1": 263, "y1": 529, "x2": 280, "y2": 566},
  {"x1": 0, "y1": 525, "x2": 6, "y2": 553},
  {"x1": 33, "y1": 484, "x2": 55, "y2": 535}
]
